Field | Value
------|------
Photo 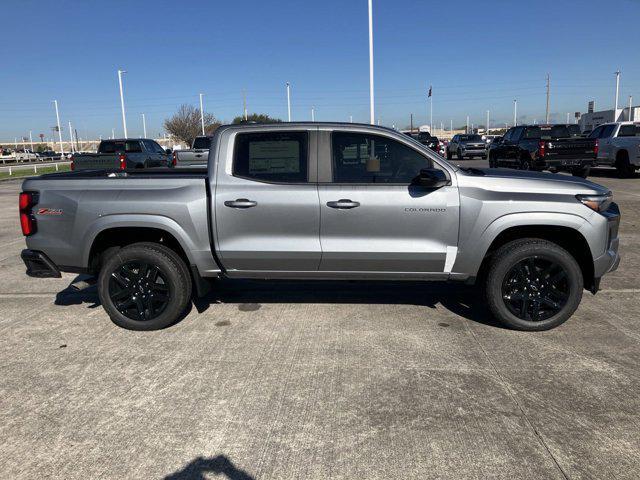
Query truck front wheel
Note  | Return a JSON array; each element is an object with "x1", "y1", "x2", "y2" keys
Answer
[
  {"x1": 97, "y1": 242, "x2": 192, "y2": 330},
  {"x1": 484, "y1": 239, "x2": 583, "y2": 331}
]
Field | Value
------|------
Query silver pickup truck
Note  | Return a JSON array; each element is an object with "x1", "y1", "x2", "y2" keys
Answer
[
  {"x1": 172, "y1": 135, "x2": 211, "y2": 168},
  {"x1": 589, "y1": 122, "x2": 640, "y2": 177},
  {"x1": 19, "y1": 122, "x2": 620, "y2": 331},
  {"x1": 72, "y1": 139, "x2": 171, "y2": 170}
]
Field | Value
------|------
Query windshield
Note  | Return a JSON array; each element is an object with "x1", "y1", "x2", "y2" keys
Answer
[{"x1": 459, "y1": 135, "x2": 481, "y2": 142}]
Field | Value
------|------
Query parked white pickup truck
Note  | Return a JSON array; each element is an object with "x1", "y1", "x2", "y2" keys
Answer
[{"x1": 589, "y1": 122, "x2": 640, "y2": 177}]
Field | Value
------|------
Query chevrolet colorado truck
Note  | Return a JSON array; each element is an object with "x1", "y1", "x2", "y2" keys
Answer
[
  {"x1": 19, "y1": 123, "x2": 620, "y2": 331},
  {"x1": 71, "y1": 139, "x2": 171, "y2": 170}
]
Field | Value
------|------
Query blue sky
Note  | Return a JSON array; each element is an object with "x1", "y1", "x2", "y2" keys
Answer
[{"x1": 1, "y1": 0, "x2": 639, "y2": 140}]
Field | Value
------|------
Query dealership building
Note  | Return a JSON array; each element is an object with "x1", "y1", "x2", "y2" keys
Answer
[{"x1": 579, "y1": 103, "x2": 639, "y2": 132}]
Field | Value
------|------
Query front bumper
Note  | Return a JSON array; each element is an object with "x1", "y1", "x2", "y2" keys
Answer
[
  {"x1": 21, "y1": 249, "x2": 61, "y2": 278},
  {"x1": 592, "y1": 202, "x2": 621, "y2": 281}
]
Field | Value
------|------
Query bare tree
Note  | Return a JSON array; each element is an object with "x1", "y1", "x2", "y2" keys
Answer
[{"x1": 164, "y1": 104, "x2": 221, "y2": 146}]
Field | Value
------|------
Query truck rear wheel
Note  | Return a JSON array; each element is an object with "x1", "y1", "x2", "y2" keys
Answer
[
  {"x1": 484, "y1": 239, "x2": 583, "y2": 331},
  {"x1": 98, "y1": 242, "x2": 192, "y2": 330}
]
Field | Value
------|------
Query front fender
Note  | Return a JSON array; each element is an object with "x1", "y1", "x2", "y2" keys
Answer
[{"x1": 452, "y1": 211, "x2": 591, "y2": 277}]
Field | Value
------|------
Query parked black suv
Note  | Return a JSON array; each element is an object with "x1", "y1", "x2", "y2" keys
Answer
[{"x1": 488, "y1": 124, "x2": 596, "y2": 177}]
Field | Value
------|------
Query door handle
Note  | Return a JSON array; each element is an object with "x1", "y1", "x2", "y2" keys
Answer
[
  {"x1": 327, "y1": 199, "x2": 360, "y2": 209},
  {"x1": 195, "y1": 154, "x2": 203, "y2": 158},
  {"x1": 224, "y1": 198, "x2": 257, "y2": 208}
]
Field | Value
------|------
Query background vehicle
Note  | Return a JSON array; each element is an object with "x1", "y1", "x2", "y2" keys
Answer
[
  {"x1": 416, "y1": 132, "x2": 441, "y2": 153},
  {"x1": 20, "y1": 123, "x2": 619, "y2": 332},
  {"x1": 71, "y1": 139, "x2": 171, "y2": 170},
  {"x1": 488, "y1": 124, "x2": 596, "y2": 177},
  {"x1": 588, "y1": 122, "x2": 640, "y2": 177},
  {"x1": 446, "y1": 134, "x2": 486, "y2": 160},
  {"x1": 15, "y1": 149, "x2": 40, "y2": 161},
  {"x1": 172, "y1": 135, "x2": 212, "y2": 168}
]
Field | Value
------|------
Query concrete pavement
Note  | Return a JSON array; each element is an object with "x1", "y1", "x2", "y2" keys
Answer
[{"x1": 0, "y1": 167, "x2": 639, "y2": 479}]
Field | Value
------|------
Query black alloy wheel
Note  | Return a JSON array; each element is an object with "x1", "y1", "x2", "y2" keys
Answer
[
  {"x1": 109, "y1": 261, "x2": 170, "y2": 321},
  {"x1": 501, "y1": 256, "x2": 569, "y2": 322}
]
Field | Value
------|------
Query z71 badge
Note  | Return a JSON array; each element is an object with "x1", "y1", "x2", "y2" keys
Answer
[{"x1": 36, "y1": 208, "x2": 63, "y2": 216}]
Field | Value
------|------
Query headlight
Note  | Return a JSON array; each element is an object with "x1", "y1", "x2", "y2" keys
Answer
[{"x1": 576, "y1": 192, "x2": 613, "y2": 212}]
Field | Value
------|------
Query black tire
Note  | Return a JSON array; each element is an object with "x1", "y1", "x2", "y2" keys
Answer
[
  {"x1": 615, "y1": 153, "x2": 634, "y2": 178},
  {"x1": 481, "y1": 155, "x2": 487, "y2": 160},
  {"x1": 457, "y1": 149, "x2": 463, "y2": 160},
  {"x1": 446, "y1": 150, "x2": 452, "y2": 160},
  {"x1": 571, "y1": 166, "x2": 590, "y2": 178},
  {"x1": 484, "y1": 239, "x2": 583, "y2": 331},
  {"x1": 98, "y1": 242, "x2": 192, "y2": 330},
  {"x1": 519, "y1": 156, "x2": 532, "y2": 171}
]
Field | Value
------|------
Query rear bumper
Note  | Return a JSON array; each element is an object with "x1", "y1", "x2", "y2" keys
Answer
[
  {"x1": 543, "y1": 158, "x2": 595, "y2": 168},
  {"x1": 21, "y1": 249, "x2": 61, "y2": 278}
]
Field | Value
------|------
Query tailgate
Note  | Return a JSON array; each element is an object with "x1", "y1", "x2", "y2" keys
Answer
[
  {"x1": 73, "y1": 154, "x2": 119, "y2": 170},
  {"x1": 545, "y1": 138, "x2": 596, "y2": 160},
  {"x1": 176, "y1": 150, "x2": 208, "y2": 168}
]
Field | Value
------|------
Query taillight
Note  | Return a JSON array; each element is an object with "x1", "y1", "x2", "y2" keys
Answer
[
  {"x1": 119, "y1": 153, "x2": 126, "y2": 170},
  {"x1": 172, "y1": 152, "x2": 177, "y2": 167},
  {"x1": 538, "y1": 140, "x2": 546, "y2": 158},
  {"x1": 594, "y1": 139, "x2": 599, "y2": 157},
  {"x1": 19, "y1": 192, "x2": 37, "y2": 236},
  {"x1": 70, "y1": 155, "x2": 75, "y2": 171}
]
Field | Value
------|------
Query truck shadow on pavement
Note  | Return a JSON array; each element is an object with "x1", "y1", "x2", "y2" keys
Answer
[
  {"x1": 163, "y1": 455, "x2": 255, "y2": 480},
  {"x1": 54, "y1": 277, "x2": 503, "y2": 329}
]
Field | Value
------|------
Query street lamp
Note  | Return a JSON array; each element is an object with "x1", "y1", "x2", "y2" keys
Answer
[
  {"x1": 199, "y1": 93, "x2": 205, "y2": 135},
  {"x1": 52, "y1": 100, "x2": 64, "y2": 156},
  {"x1": 118, "y1": 69, "x2": 128, "y2": 137}
]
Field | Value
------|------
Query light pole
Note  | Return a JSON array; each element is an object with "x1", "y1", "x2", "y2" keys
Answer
[
  {"x1": 486, "y1": 110, "x2": 490, "y2": 134},
  {"x1": 513, "y1": 99, "x2": 517, "y2": 126},
  {"x1": 368, "y1": 0, "x2": 375, "y2": 125},
  {"x1": 68, "y1": 121, "x2": 75, "y2": 154},
  {"x1": 286, "y1": 82, "x2": 291, "y2": 122},
  {"x1": 142, "y1": 113, "x2": 147, "y2": 138},
  {"x1": 29, "y1": 131, "x2": 34, "y2": 152},
  {"x1": 199, "y1": 93, "x2": 205, "y2": 135},
  {"x1": 466, "y1": 115, "x2": 469, "y2": 133},
  {"x1": 349, "y1": 115, "x2": 353, "y2": 123},
  {"x1": 566, "y1": 112, "x2": 570, "y2": 124},
  {"x1": 53, "y1": 100, "x2": 64, "y2": 156},
  {"x1": 614, "y1": 69, "x2": 620, "y2": 114},
  {"x1": 118, "y1": 69, "x2": 128, "y2": 137},
  {"x1": 112, "y1": 128, "x2": 115, "y2": 140},
  {"x1": 311, "y1": 106, "x2": 315, "y2": 122},
  {"x1": 629, "y1": 95, "x2": 633, "y2": 121}
]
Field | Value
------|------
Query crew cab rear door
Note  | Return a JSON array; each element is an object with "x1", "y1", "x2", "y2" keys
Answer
[
  {"x1": 214, "y1": 127, "x2": 321, "y2": 274},
  {"x1": 316, "y1": 128, "x2": 459, "y2": 275}
]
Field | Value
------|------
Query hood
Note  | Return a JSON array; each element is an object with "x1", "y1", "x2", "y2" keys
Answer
[{"x1": 456, "y1": 167, "x2": 609, "y2": 195}]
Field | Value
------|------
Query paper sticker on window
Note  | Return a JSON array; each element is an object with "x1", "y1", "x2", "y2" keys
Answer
[{"x1": 249, "y1": 140, "x2": 300, "y2": 173}]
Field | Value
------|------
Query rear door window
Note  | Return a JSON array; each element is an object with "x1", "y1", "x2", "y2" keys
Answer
[
  {"x1": 600, "y1": 125, "x2": 616, "y2": 138},
  {"x1": 193, "y1": 137, "x2": 211, "y2": 149},
  {"x1": 125, "y1": 141, "x2": 142, "y2": 153},
  {"x1": 618, "y1": 124, "x2": 639, "y2": 137},
  {"x1": 233, "y1": 131, "x2": 308, "y2": 183}
]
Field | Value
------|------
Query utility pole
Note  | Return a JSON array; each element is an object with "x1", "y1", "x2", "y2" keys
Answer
[
  {"x1": 545, "y1": 73, "x2": 550, "y2": 124},
  {"x1": 513, "y1": 99, "x2": 517, "y2": 126},
  {"x1": 118, "y1": 69, "x2": 128, "y2": 137},
  {"x1": 311, "y1": 106, "x2": 315, "y2": 122},
  {"x1": 142, "y1": 113, "x2": 147, "y2": 138},
  {"x1": 199, "y1": 93, "x2": 205, "y2": 135},
  {"x1": 243, "y1": 89, "x2": 248, "y2": 120},
  {"x1": 53, "y1": 100, "x2": 64, "y2": 156},
  {"x1": 614, "y1": 69, "x2": 620, "y2": 114},
  {"x1": 368, "y1": 0, "x2": 375, "y2": 124},
  {"x1": 286, "y1": 82, "x2": 291, "y2": 122},
  {"x1": 486, "y1": 110, "x2": 490, "y2": 134}
]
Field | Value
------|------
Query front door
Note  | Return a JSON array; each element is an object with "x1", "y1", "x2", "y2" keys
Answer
[
  {"x1": 318, "y1": 130, "x2": 459, "y2": 275},
  {"x1": 214, "y1": 129, "x2": 321, "y2": 273}
]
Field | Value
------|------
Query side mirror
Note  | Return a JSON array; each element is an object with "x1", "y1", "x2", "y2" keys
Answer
[
  {"x1": 414, "y1": 168, "x2": 448, "y2": 188},
  {"x1": 165, "y1": 148, "x2": 172, "y2": 154}
]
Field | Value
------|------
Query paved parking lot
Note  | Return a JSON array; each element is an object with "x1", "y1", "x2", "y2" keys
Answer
[{"x1": 1, "y1": 166, "x2": 639, "y2": 479}]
